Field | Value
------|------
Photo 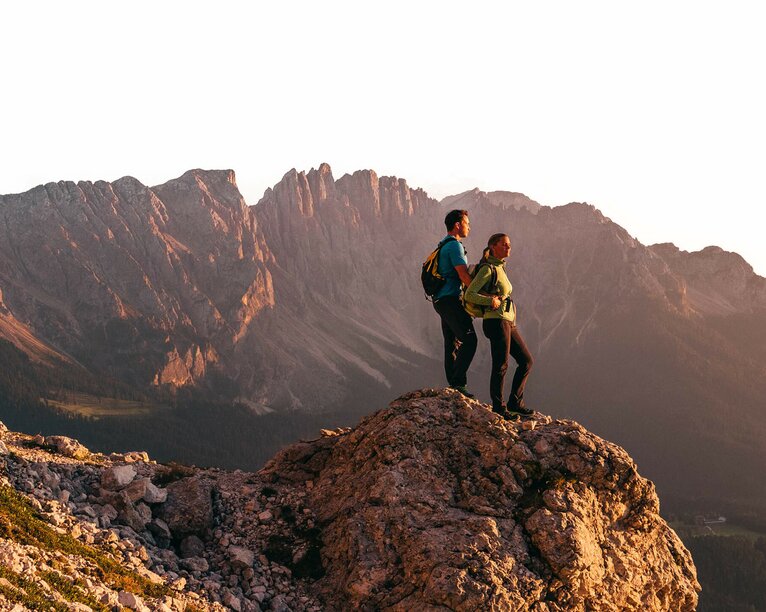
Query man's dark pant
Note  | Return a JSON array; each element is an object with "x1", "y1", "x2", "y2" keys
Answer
[
  {"x1": 433, "y1": 295, "x2": 477, "y2": 387},
  {"x1": 482, "y1": 318, "x2": 534, "y2": 410}
]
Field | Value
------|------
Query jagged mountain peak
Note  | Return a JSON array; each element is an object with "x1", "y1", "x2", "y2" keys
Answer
[
  {"x1": 256, "y1": 164, "x2": 436, "y2": 224},
  {"x1": 439, "y1": 187, "x2": 483, "y2": 209},
  {"x1": 2, "y1": 164, "x2": 766, "y2": 527},
  {"x1": 652, "y1": 242, "x2": 755, "y2": 273},
  {"x1": 440, "y1": 186, "x2": 541, "y2": 215},
  {"x1": 153, "y1": 168, "x2": 238, "y2": 191},
  {"x1": 650, "y1": 241, "x2": 766, "y2": 315}
]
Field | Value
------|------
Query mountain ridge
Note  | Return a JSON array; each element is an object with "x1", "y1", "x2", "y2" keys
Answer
[{"x1": 1, "y1": 164, "x2": 765, "y2": 515}]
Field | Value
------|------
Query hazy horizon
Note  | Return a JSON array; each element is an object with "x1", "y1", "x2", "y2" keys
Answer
[{"x1": 2, "y1": 2, "x2": 764, "y2": 275}]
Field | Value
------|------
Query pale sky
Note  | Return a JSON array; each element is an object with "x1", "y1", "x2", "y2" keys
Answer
[{"x1": 2, "y1": 1, "x2": 765, "y2": 275}]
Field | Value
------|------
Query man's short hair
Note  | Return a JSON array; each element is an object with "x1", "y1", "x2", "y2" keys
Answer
[{"x1": 444, "y1": 209, "x2": 468, "y2": 231}]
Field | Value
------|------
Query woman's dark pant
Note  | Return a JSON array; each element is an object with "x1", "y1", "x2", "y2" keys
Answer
[
  {"x1": 481, "y1": 318, "x2": 534, "y2": 410},
  {"x1": 433, "y1": 296, "x2": 477, "y2": 387}
]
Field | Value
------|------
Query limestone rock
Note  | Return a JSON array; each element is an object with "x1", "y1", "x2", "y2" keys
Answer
[
  {"x1": 101, "y1": 465, "x2": 137, "y2": 491},
  {"x1": 266, "y1": 389, "x2": 700, "y2": 611},
  {"x1": 45, "y1": 435, "x2": 90, "y2": 460},
  {"x1": 124, "y1": 451, "x2": 151, "y2": 463},
  {"x1": 144, "y1": 480, "x2": 168, "y2": 503},
  {"x1": 228, "y1": 545, "x2": 255, "y2": 570},
  {"x1": 156, "y1": 476, "x2": 214, "y2": 539},
  {"x1": 118, "y1": 590, "x2": 149, "y2": 611},
  {"x1": 222, "y1": 590, "x2": 243, "y2": 611},
  {"x1": 179, "y1": 535, "x2": 205, "y2": 558},
  {"x1": 123, "y1": 477, "x2": 149, "y2": 503},
  {"x1": 115, "y1": 491, "x2": 150, "y2": 533},
  {"x1": 148, "y1": 518, "x2": 172, "y2": 543},
  {"x1": 180, "y1": 556, "x2": 209, "y2": 573}
]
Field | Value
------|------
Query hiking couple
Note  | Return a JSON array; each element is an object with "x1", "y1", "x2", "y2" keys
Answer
[{"x1": 428, "y1": 209, "x2": 534, "y2": 420}]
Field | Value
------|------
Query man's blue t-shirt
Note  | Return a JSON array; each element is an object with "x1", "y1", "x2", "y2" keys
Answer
[{"x1": 435, "y1": 236, "x2": 468, "y2": 300}]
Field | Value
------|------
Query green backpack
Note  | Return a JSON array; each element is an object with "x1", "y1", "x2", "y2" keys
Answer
[{"x1": 462, "y1": 262, "x2": 498, "y2": 318}]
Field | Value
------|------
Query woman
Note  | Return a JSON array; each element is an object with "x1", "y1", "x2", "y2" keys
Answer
[{"x1": 464, "y1": 233, "x2": 534, "y2": 419}]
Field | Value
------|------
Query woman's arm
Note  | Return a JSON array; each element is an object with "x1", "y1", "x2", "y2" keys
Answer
[{"x1": 464, "y1": 265, "x2": 495, "y2": 306}]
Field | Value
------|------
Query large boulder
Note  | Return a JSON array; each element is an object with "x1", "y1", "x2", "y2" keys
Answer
[
  {"x1": 45, "y1": 435, "x2": 90, "y2": 460},
  {"x1": 156, "y1": 476, "x2": 214, "y2": 539},
  {"x1": 264, "y1": 389, "x2": 700, "y2": 611}
]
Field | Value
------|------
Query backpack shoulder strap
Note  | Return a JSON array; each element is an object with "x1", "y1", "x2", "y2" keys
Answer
[
  {"x1": 439, "y1": 235, "x2": 458, "y2": 248},
  {"x1": 474, "y1": 261, "x2": 498, "y2": 294}
]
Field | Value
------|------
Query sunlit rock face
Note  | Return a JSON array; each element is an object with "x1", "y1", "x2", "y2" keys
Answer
[
  {"x1": 0, "y1": 169, "x2": 274, "y2": 389},
  {"x1": 262, "y1": 389, "x2": 700, "y2": 611},
  {"x1": 650, "y1": 242, "x2": 766, "y2": 316},
  {"x1": 0, "y1": 165, "x2": 444, "y2": 409}
]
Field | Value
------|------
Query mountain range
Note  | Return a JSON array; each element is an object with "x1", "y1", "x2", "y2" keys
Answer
[{"x1": 1, "y1": 164, "x2": 765, "y2": 514}]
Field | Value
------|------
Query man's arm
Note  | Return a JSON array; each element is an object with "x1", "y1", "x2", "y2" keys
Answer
[{"x1": 454, "y1": 264, "x2": 473, "y2": 288}]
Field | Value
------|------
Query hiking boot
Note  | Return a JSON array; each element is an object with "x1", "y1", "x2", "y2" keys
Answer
[
  {"x1": 496, "y1": 408, "x2": 521, "y2": 421},
  {"x1": 508, "y1": 404, "x2": 534, "y2": 417},
  {"x1": 492, "y1": 406, "x2": 510, "y2": 418},
  {"x1": 450, "y1": 385, "x2": 475, "y2": 399}
]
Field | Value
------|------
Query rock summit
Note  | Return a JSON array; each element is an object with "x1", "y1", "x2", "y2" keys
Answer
[{"x1": 264, "y1": 388, "x2": 699, "y2": 611}]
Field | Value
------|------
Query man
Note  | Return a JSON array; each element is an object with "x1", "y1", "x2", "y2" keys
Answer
[{"x1": 432, "y1": 209, "x2": 477, "y2": 398}]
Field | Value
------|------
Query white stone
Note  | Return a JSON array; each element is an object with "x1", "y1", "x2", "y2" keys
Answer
[
  {"x1": 45, "y1": 435, "x2": 90, "y2": 459},
  {"x1": 118, "y1": 591, "x2": 143, "y2": 608},
  {"x1": 101, "y1": 465, "x2": 136, "y2": 490},
  {"x1": 522, "y1": 419, "x2": 537, "y2": 431},
  {"x1": 124, "y1": 451, "x2": 150, "y2": 463},
  {"x1": 144, "y1": 481, "x2": 168, "y2": 503}
]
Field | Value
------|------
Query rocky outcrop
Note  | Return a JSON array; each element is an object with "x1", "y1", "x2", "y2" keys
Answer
[
  {"x1": 262, "y1": 389, "x2": 700, "y2": 611},
  {"x1": 0, "y1": 389, "x2": 700, "y2": 611},
  {"x1": 0, "y1": 420, "x2": 323, "y2": 611}
]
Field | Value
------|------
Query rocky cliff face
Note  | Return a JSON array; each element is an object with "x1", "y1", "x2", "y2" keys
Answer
[
  {"x1": 252, "y1": 164, "x2": 439, "y2": 354},
  {"x1": 0, "y1": 170, "x2": 274, "y2": 390},
  {"x1": 0, "y1": 390, "x2": 699, "y2": 611},
  {"x1": 0, "y1": 165, "x2": 442, "y2": 410},
  {"x1": 650, "y1": 242, "x2": 766, "y2": 315}
]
